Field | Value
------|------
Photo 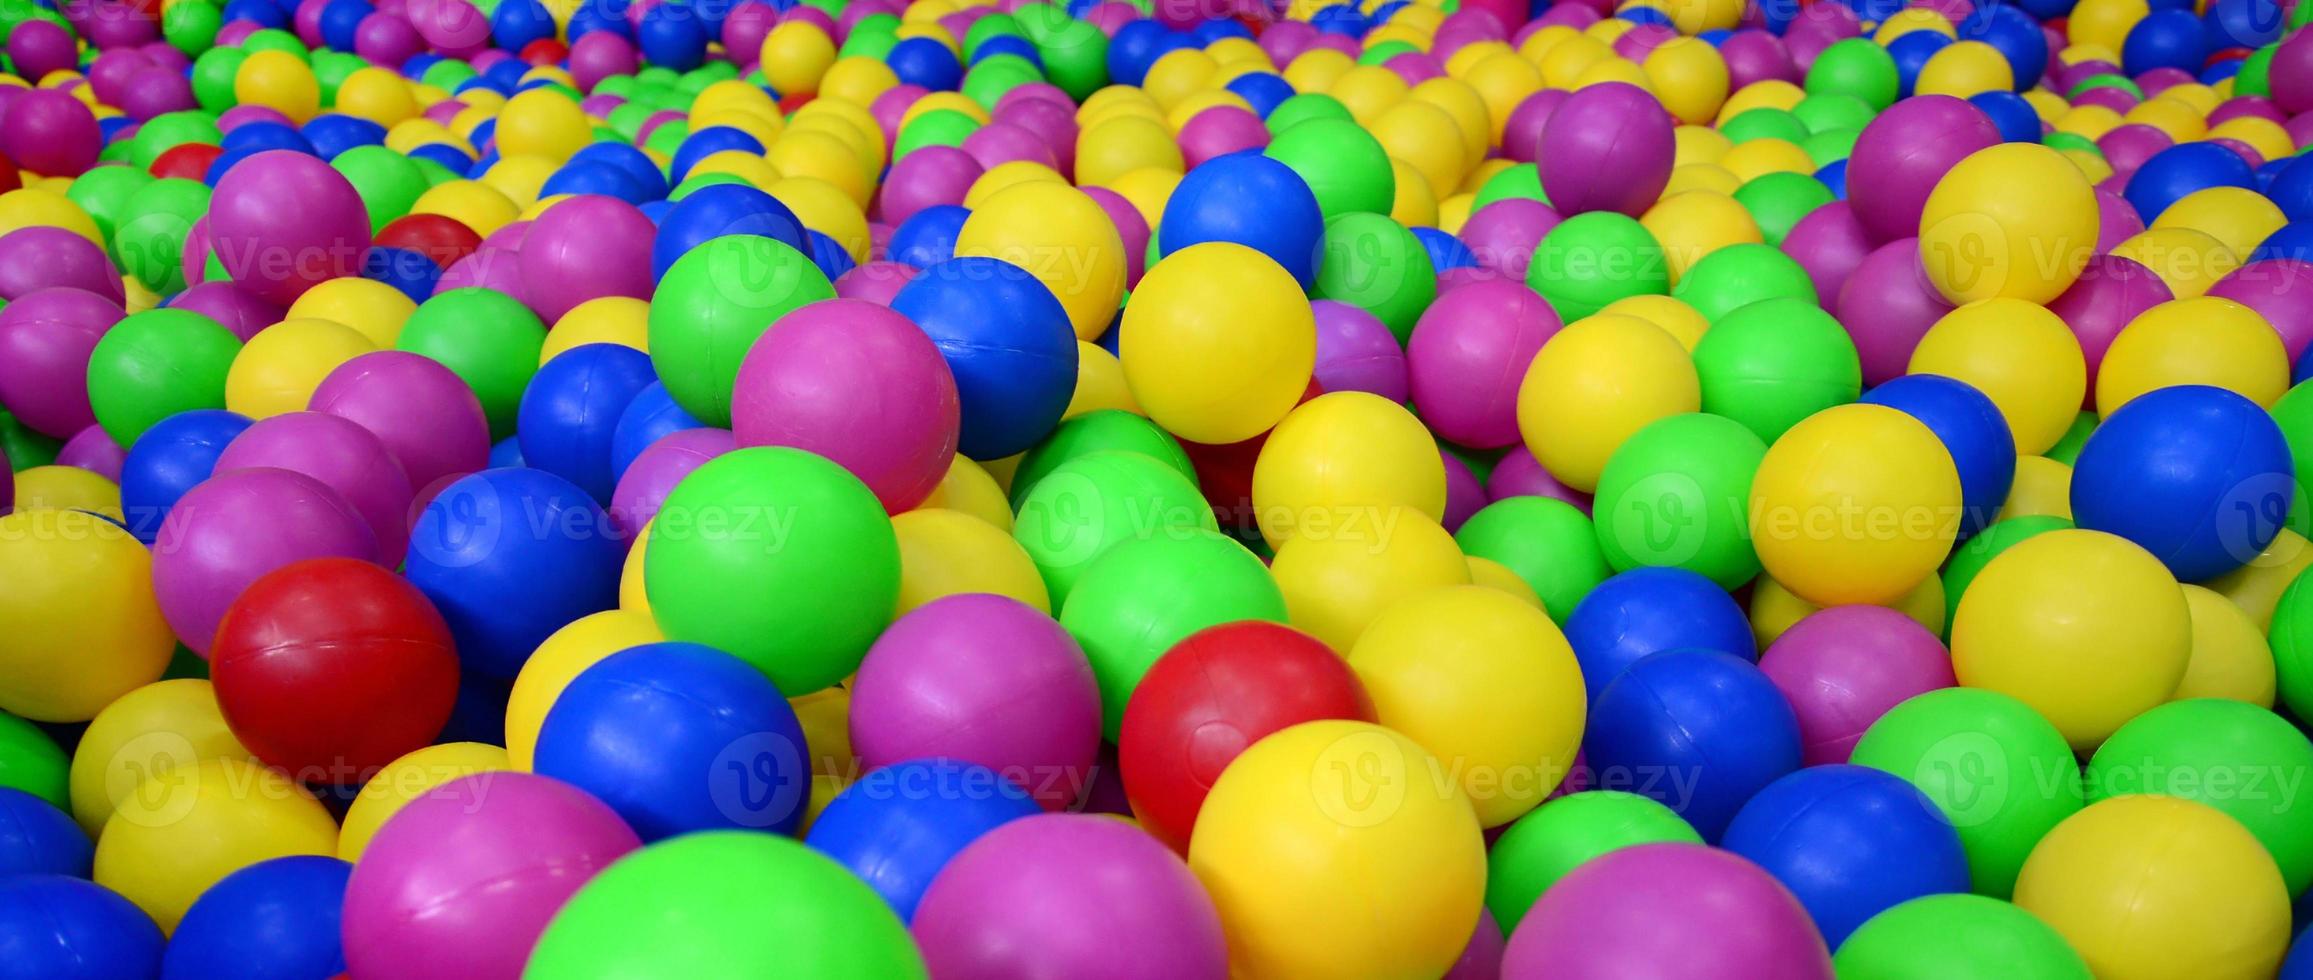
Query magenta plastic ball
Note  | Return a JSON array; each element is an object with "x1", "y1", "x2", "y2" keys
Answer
[
  {"x1": 2091, "y1": 188, "x2": 2144, "y2": 254},
  {"x1": 1537, "y1": 82, "x2": 1673, "y2": 218},
  {"x1": 81, "y1": 1, "x2": 160, "y2": 49},
  {"x1": 869, "y1": 85, "x2": 929, "y2": 145},
  {"x1": 181, "y1": 216, "x2": 213, "y2": 291},
  {"x1": 4, "y1": 21, "x2": 78, "y2": 89},
  {"x1": 2209, "y1": 137, "x2": 2265, "y2": 168},
  {"x1": 835, "y1": 260, "x2": 920, "y2": 305},
  {"x1": 1257, "y1": 18, "x2": 1314, "y2": 60},
  {"x1": 434, "y1": 247, "x2": 525, "y2": 298},
  {"x1": 1443, "y1": 449, "x2": 1485, "y2": 533},
  {"x1": 408, "y1": 0, "x2": 490, "y2": 56},
  {"x1": 1437, "y1": 265, "x2": 1505, "y2": 293},
  {"x1": 2072, "y1": 87, "x2": 2137, "y2": 115},
  {"x1": 1612, "y1": 22, "x2": 1677, "y2": 62},
  {"x1": 88, "y1": 50, "x2": 154, "y2": 107},
  {"x1": 1780, "y1": 200, "x2": 1870, "y2": 304},
  {"x1": 56, "y1": 424, "x2": 125, "y2": 481},
  {"x1": 354, "y1": 12, "x2": 426, "y2": 68},
  {"x1": 719, "y1": 2, "x2": 777, "y2": 68},
  {"x1": 2272, "y1": 34, "x2": 2313, "y2": 115},
  {"x1": 995, "y1": 83, "x2": 1071, "y2": 115},
  {"x1": 2136, "y1": 66, "x2": 2194, "y2": 98},
  {"x1": 1382, "y1": 51, "x2": 1445, "y2": 85},
  {"x1": 308, "y1": 350, "x2": 491, "y2": 501},
  {"x1": 1846, "y1": 96, "x2": 2000, "y2": 244},
  {"x1": 1532, "y1": 3, "x2": 1602, "y2": 29},
  {"x1": 214, "y1": 411, "x2": 415, "y2": 567},
  {"x1": 1759, "y1": 606, "x2": 1956, "y2": 766},
  {"x1": 1445, "y1": 910, "x2": 1507, "y2": 980},
  {"x1": 119, "y1": 66, "x2": 196, "y2": 120},
  {"x1": 342, "y1": 772, "x2": 641, "y2": 980},
  {"x1": 0, "y1": 286, "x2": 123, "y2": 438},
  {"x1": 517, "y1": 196, "x2": 652, "y2": 323},
  {"x1": 731, "y1": 299, "x2": 960, "y2": 513},
  {"x1": 1487, "y1": 445, "x2": 1592, "y2": 513},
  {"x1": 1, "y1": 88, "x2": 101, "y2": 177},
  {"x1": 1501, "y1": 90, "x2": 1567, "y2": 162},
  {"x1": 167, "y1": 281, "x2": 284, "y2": 341},
  {"x1": 1083, "y1": 185, "x2": 1149, "y2": 286},
  {"x1": 151, "y1": 467, "x2": 379, "y2": 655},
  {"x1": 1461, "y1": 199, "x2": 1563, "y2": 280},
  {"x1": 2208, "y1": 96, "x2": 2286, "y2": 127},
  {"x1": 208, "y1": 150, "x2": 372, "y2": 308},
  {"x1": 1177, "y1": 106, "x2": 1268, "y2": 169},
  {"x1": 567, "y1": 31, "x2": 637, "y2": 91},
  {"x1": 1312, "y1": 298, "x2": 1409, "y2": 402},
  {"x1": 1836, "y1": 237, "x2": 1953, "y2": 386},
  {"x1": 1502, "y1": 842, "x2": 1832, "y2": 980},
  {"x1": 1783, "y1": 3, "x2": 1860, "y2": 69},
  {"x1": 849, "y1": 594, "x2": 1101, "y2": 810},
  {"x1": 912, "y1": 813, "x2": 1224, "y2": 979},
  {"x1": 213, "y1": 21, "x2": 259, "y2": 47},
  {"x1": 608, "y1": 426, "x2": 733, "y2": 536},
  {"x1": 0, "y1": 227, "x2": 124, "y2": 303},
  {"x1": 995, "y1": 96, "x2": 1078, "y2": 173},
  {"x1": 292, "y1": 0, "x2": 327, "y2": 47},
  {"x1": 1408, "y1": 279, "x2": 1562, "y2": 448},
  {"x1": 1721, "y1": 30, "x2": 1799, "y2": 88},
  {"x1": 2097, "y1": 124, "x2": 2173, "y2": 179},
  {"x1": 879, "y1": 145, "x2": 983, "y2": 226},
  {"x1": 2206, "y1": 259, "x2": 2313, "y2": 362},
  {"x1": 2048, "y1": 254, "x2": 2173, "y2": 400},
  {"x1": 961, "y1": 121, "x2": 1058, "y2": 171}
]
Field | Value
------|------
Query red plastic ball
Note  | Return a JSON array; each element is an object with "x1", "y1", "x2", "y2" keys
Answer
[
  {"x1": 1117, "y1": 620, "x2": 1374, "y2": 851},
  {"x1": 148, "y1": 141, "x2": 221, "y2": 181},
  {"x1": 372, "y1": 212, "x2": 483, "y2": 270},
  {"x1": 210, "y1": 557, "x2": 460, "y2": 784},
  {"x1": 519, "y1": 37, "x2": 568, "y2": 65}
]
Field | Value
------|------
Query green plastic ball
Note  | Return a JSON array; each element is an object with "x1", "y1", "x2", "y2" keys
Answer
[
  {"x1": 192, "y1": 47, "x2": 247, "y2": 112},
  {"x1": 1454, "y1": 496, "x2": 1610, "y2": 624},
  {"x1": 395, "y1": 288, "x2": 548, "y2": 439},
  {"x1": 646, "y1": 235, "x2": 835, "y2": 427},
  {"x1": 1263, "y1": 92, "x2": 1352, "y2": 134},
  {"x1": 1312, "y1": 212, "x2": 1436, "y2": 344},
  {"x1": 839, "y1": 28, "x2": 899, "y2": 60},
  {"x1": 961, "y1": 57, "x2": 1042, "y2": 111},
  {"x1": 1801, "y1": 126, "x2": 1862, "y2": 166},
  {"x1": 2273, "y1": 573, "x2": 2313, "y2": 731},
  {"x1": 1691, "y1": 297, "x2": 1860, "y2": 442},
  {"x1": 161, "y1": 0, "x2": 221, "y2": 56},
  {"x1": 0, "y1": 414, "x2": 61, "y2": 470},
  {"x1": 1671, "y1": 242, "x2": 1817, "y2": 322},
  {"x1": 668, "y1": 172, "x2": 749, "y2": 200},
  {"x1": 1485, "y1": 791, "x2": 1702, "y2": 936},
  {"x1": 130, "y1": 111, "x2": 223, "y2": 171},
  {"x1": 2087, "y1": 698, "x2": 2313, "y2": 895},
  {"x1": 1720, "y1": 107, "x2": 1809, "y2": 145},
  {"x1": 1034, "y1": 22, "x2": 1109, "y2": 100},
  {"x1": 1833, "y1": 893, "x2": 2091, "y2": 980},
  {"x1": 87, "y1": 309, "x2": 241, "y2": 447},
  {"x1": 1791, "y1": 92, "x2": 1876, "y2": 135},
  {"x1": 1940, "y1": 515, "x2": 2073, "y2": 629},
  {"x1": 2043, "y1": 410, "x2": 2098, "y2": 467},
  {"x1": 1806, "y1": 38, "x2": 1900, "y2": 110},
  {"x1": 0, "y1": 710, "x2": 68, "y2": 810},
  {"x1": 240, "y1": 27, "x2": 309, "y2": 57},
  {"x1": 895, "y1": 109, "x2": 981, "y2": 159},
  {"x1": 1264, "y1": 116, "x2": 1394, "y2": 220},
  {"x1": 2271, "y1": 381, "x2": 2313, "y2": 536},
  {"x1": 2067, "y1": 74, "x2": 2142, "y2": 100},
  {"x1": 114, "y1": 177, "x2": 210, "y2": 294},
  {"x1": 1472, "y1": 162, "x2": 1548, "y2": 211},
  {"x1": 1849, "y1": 687, "x2": 2085, "y2": 898},
  {"x1": 526, "y1": 831, "x2": 927, "y2": 979},
  {"x1": 1010, "y1": 449, "x2": 1218, "y2": 609},
  {"x1": 1059, "y1": 528, "x2": 1288, "y2": 739},
  {"x1": 1527, "y1": 211, "x2": 1670, "y2": 322},
  {"x1": 64, "y1": 165, "x2": 155, "y2": 258},
  {"x1": 1731, "y1": 171, "x2": 1835, "y2": 246},
  {"x1": 644, "y1": 448, "x2": 899, "y2": 694},
  {"x1": 963, "y1": 12, "x2": 1024, "y2": 52},
  {"x1": 1592, "y1": 412, "x2": 1767, "y2": 588},
  {"x1": 1009, "y1": 409, "x2": 1196, "y2": 508},
  {"x1": 2236, "y1": 45, "x2": 2277, "y2": 98},
  {"x1": 2041, "y1": 131, "x2": 2099, "y2": 154},
  {"x1": 420, "y1": 59, "x2": 478, "y2": 91}
]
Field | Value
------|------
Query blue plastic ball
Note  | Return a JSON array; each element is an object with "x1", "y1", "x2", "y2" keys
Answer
[
  {"x1": 2126, "y1": 142, "x2": 2256, "y2": 224},
  {"x1": 1617, "y1": 5, "x2": 1672, "y2": 26},
  {"x1": 1413, "y1": 226, "x2": 1478, "y2": 271},
  {"x1": 970, "y1": 35, "x2": 1041, "y2": 66},
  {"x1": 161, "y1": 856, "x2": 352, "y2": 980},
  {"x1": 1224, "y1": 71, "x2": 1295, "y2": 118},
  {"x1": 2268, "y1": 157, "x2": 2313, "y2": 224},
  {"x1": 1310, "y1": 2, "x2": 1370, "y2": 36},
  {"x1": 119, "y1": 409, "x2": 254, "y2": 542},
  {"x1": 361, "y1": 245, "x2": 442, "y2": 303},
  {"x1": 1958, "y1": 3, "x2": 2049, "y2": 92},
  {"x1": 1860, "y1": 374, "x2": 2016, "y2": 536},
  {"x1": 565, "y1": 0, "x2": 631, "y2": 40},
  {"x1": 1157, "y1": 150, "x2": 1326, "y2": 289},
  {"x1": 302, "y1": 114, "x2": 385, "y2": 159},
  {"x1": 649, "y1": 183, "x2": 809, "y2": 280},
  {"x1": 536, "y1": 642, "x2": 809, "y2": 841},
  {"x1": 404, "y1": 467, "x2": 623, "y2": 679},
  {"x1": 1105, "y1": 20, "x2": 1181, "y2": 87},
  {"x1": 807, "y1": 229, "x2": 856, "y2": 281},
  {"x1": 518, "y1": 343, "x2": 660, "y2": 505},
  {"x1": 0, "y1": 788, "x2": 89, "y2": 879},
  {"x1": 1721, "y1": 765, "x2": 1970, "y2": 946},
  {"x1": 608, "y1": 380, "x2": 705, "y2": 483},
  {"x1": 1563, "y1": 566, "x2": 1757, "y2": 702},
  {"x1": 2204, "y1": 0, "x2": 2286, "y2": 48},
  {"x1": 318, "y1": 0, "x2": 372, "y2": 50},
  {"x1": 2257, "y1": 221, "x2": 2313, "y2": 264},
  {"x1": 804, "y1": 759, "x2": 1041, "y2": 922},
  {"x1": 891, "y1": 256, "x2": 1078, "y2": 460},
  {"x1": 890, "y1": 204, "x2": 971, "y2": 269},
  {"x1": 1817, "y1": 159, "x2": 1849, "y2": 198},
  {"x1": 541, "y1": 162, "x2": 649, "y2": 204},
  {"x1": 489, "y1": 0, "x2": 556, "y2": 51},
  {"x1": 1888, "y1": 30, "x2": 1953, "y2": 98},
  {"x1": 1583, "y1": 648, "x2": 1801, "y2": 841},
  {"x1": 2284, "y1": 925, "x2": 2313, "y2": 980},
  {"x1": 1190, "y1": 16, "x2": 1252, "y2": 43},
  {"x1": 2122, "y1": 8, "x2": 2209, "y2": 75},
  {"x1": 889, "y1": 36, "x2": 964, "y2": 90},
  {"x1": 222, "y1": 121, "x2": 314, "y2": 155},
  {"x1": 0, "y1": 876, "x2": 164, "y2": 980},
  {"x1": 406, "y1": 142, "x2": 474, "y2": 174},
  {"x1": 2070, "y1": 384, "x2": 2292, "y2": 581},
  {"x1": 1968, "y1": 90, "x2": 2044, "y2": 142},
  {"x1": 638, "y1": 3, "x2": 710, "y2": 72},
  {"x1": 222, "y1": 0, "x2": 288, "y2": 28},
  {"x1": 668, "y1": 126, "x2": 765, "y2": 184}
]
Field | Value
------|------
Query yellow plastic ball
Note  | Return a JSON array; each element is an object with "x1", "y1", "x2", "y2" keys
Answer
[
  {"x1": 1597, "y1": 294, "x2": 1709, "y2": 350},
  {"x1": 224, "y1": 317, "x2": 376, "y2": 420},
  {"x1": 1371, "y1": 100, "x2": 1467, "y2": 198},
  {"x1": 767, "y1": 130, "x2": 873, "y2": 209},
  {"x1": 1410, "y1": 78, "x2": 1492, "y2": 170},
  {"x1": 410, "y1": 179, "x2": 520, "y2": 237},
  {"x1": 2014, "y1": 795, "x2": 2291, "y2": 980},
  {"x1": 1748, "y1": 573, "x2": 1946, "y2": 648},
  {"x1": 791, "y1": 685, "x2": 854, "y2": 777},
  {"x1": 891, "y1": 507, "x2": 1049, "y2": 614},
  {"x1": 1517, "y1": 314, "x2": 1700, "y2": 493},
  {"x1": 769, "y1": 176, "x2": 870, "y2": 261},
  {"x1": 953, "y1": 182, "x2": 1127, "y2": 341},
  {"x1": 2000, "y1": 455, "x2": 2075, "y2": 521},
  {"x1": 820, "y1": 56, "x2": 900, "y2": 107},
  {"x1": 1715, "y1": 79, "x2": 1805, "y2": 123},
  {"x1": 1750, "y1": 404, "x2": 1962, "y2": 606},
  {"x1": 1536, "y1": 32, "x2": 1611, "y2": 90},
  {"x1": 1467, "y1": 555, "x2": 1545, "y2": 608},
  {"x1": 1918, "y1": 143, "x2": 2098, "y2": 305},
  {"x1": 1909, "y1": 298, "x2": 2088, "y2": 455},
  {"x1": 2096, "y1": 297, "x2": 2289, "y2": 414},
  {"x1": 337, "y1": 742, "x2": 512, "y2": 861},
  {"x1": 2054, "y1": 103, "x2": 2125, "y2": 140},
  {"x1": 2109, "y1": 226, "x2": 2239, "y2": 298},
  {"x1": 1252, "y1": 392, "x2": 1446, "y2": 549},
  {"x1": 617, "y1": 519, "x2": 652, "y2": 616},
  {"x1": 1461, "y1": 54, "x2": 1544, "y2": 142},
  {"x1": 68, "y1": 679, "x2": 252, "y2": 836},
  {"x1": 233, "y1": 50, "x2": 321, "y2": 123},
  {"x1": 760, "y1": 21, "x2": 837, "y2": 96},
  {"x1": 495, "y1": 88, "x2": 590, "y2": 162},
  {"x1": 1187, "y1": 720, "x2": 1485, "y2": 980},
  {"x1": 1269, "y1": 509, "x2": 1471, "y2": 652},
  {"x1": 1643, "y1": 38, "x2": 1730, "y2": 125},
  {"x1": 1915, "y1": 40, "x2": 2014, "y2": 98},
  {"x1": 1572, "y1": 57, "x2": 1652, "y2": 92},
  {"x1": 504, "y1": 608, "x2": 665, "y2": 770},
  {"x1": 0, "y1": 187, "x2": 100, "y2": 245},
  {"x1": 918, "y1": 455, "x2": 1013, "y2": 530},
  {"x1": 1077, "y1": 114, "x2": 1185, "y2": 187},
  {"x1": 1664, "y1": 162, "x2": 1742, "y2": 196},
  {"x1": 2123, "y1": 95, "x2": 2207, "y2": 141},
  {"x1": 1283, "y1": 48, "x2": 1356, "y2": 94},
  {"x1": 14, "y1": 465, "x2": 121, "y2": 520},
  {"x1": 1387, "y1": 160, "x2": 1439, "y2": 237},
  {"x1": 1951, "y1": 529, "x2": 2189, "y2": 750},
  {"x1": 542, "y1": 297, "x2": 650, "y2": 365},
  {"x1": 1121, "y1": 243, "x2": 1316, "y2": 445},
  {"x1": 1067, "y1": 341, "x2": 1140, "y2": 419},
  {"x1": 1105, "y1": 167, "x2": 1182, "y2": 229},
  {"x1": 2207, "y1": 116, "x2": 2295, "y2": 164},
  {"x1": 685, "y1": 149, "x2": 780, "y2": 189},
  {"x1": 0, "y1": 510, "x2": 173, "y2": 723},
  {"x1": 94, "y1": 757, "x2": 340, "y2": 933},
  {"x1": 2068, "y1": 0, "x2": 2151, "y2": 53},
  {"x1": 1873, "y1": 8, "x2": 1957, "y2": 42},
  {"x1": 1145, "y1": 48, "x2": 1222, "y2": 110},
  {"x1": 1330, "y1": 64, "x2": 1411, "y2": 126},
  {"x1": 1673, "y1": 123, "x2": 1733, "y2": 166},
  {"x1": 1347, "y1": 586, "x2": 1585, "y2": 828},
  {"x1": 1642, "y1": 190, "x2": 1763, "y2": 284},
  {"x1": 2202, "y1": 526, "x2": 2313, "y2": 631},
  {"x1": 334, "y1": 67, "x2": 418, "y2": 126},
  {"x1": 1717, "y1": 138, "x2": 1817, "y2": 182},
  {"x1": 285, "y1": 277, "x2": 415, "y2": 349},
  {"x1": 2174, "y1": 584, "x2": 2276, "y2": 706},
  {"x1": 1660, "y1": 0, "x2": 1740, "y2": 33},
  {"x1": 2150, "y1": 186, "x2": 2285, "y2": 268}
]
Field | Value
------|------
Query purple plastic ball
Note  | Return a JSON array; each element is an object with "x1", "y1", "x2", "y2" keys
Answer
[
  {"x1": 2048, "y1": 254, "x2": 2173, "y2": 401},
  {"x1": 5, "y1": 21, "x2": 80, "y2": 91},
  {"x1": 117, "y1": 68, "x2": 197, "y2": 122},
  {"x1": 567, "y1": 31, "x2": 637, "y2": 92},
  {"x1": 1442, "y1": 449, "x2": 1486, "y2": 534},
  {"x1": 1460, "y1": 199, "x2": 1563, "y2": 281},
  {"x1": 1445, "y1": 910, "x2": 1507, "y2": 980},
  {"x1": 354, "y1": 12, "x2": 425, "y2": 68},
  {"x1": 1486, "y1": 445, "x2": 1592, "y2": 513},
  {"x1": 214, "y1": 411, "x2": 415, "y2": 567},
  {"x1": 1780, "y1": 201, "x2": 1870, "y2": 305},
  {"x1": 1501, "y1": 842, "x2": 1833, "y2": 980},
  {"x1": 1407, "y1": 279, "x2": 1562, "y2": 448},
  {"x1": 2209, "y1": 259, "x2": 2313, "y2": 362},
  {"x1": 517, "y1": 196, "x2": 653, "y2": 323},
  {"x1": 1, "y1": 88, "x2": 102, "y2": 176},
  {"x1": 2270, "y1": 32, "x2": 2313, "y2": 115},
  {"x1": 168, "y1": 282, "x2": 284, "y2": 342},
  {"x1": 1836, "y1": 238, "x2": 1953, "y2": 386},
  {"x1": 879, "y1": 145, "x2": 983, "y2": 226},
  {"x1": 835, "y1": 260, "x2": 920, "y2": 305},
  {"x1": 1177, "y1": 106, "x2": 1268, "y2": 169},
  {"x1": 308, "y1": 351, "x2": 490, "y2": 503},
  {"x1": 1537, "y1": 82, "x2": 1674, "y2": 218},
  {"x1": 0, "y1": 287, "x2": 124, "y2": 438},
  {"x1": 961, "y1": 121, "x2": 1057, "y2": 172},
  {"x1": 2091, "y1": 187, "x2": 2144, "y2": 254},
  {"x1": 1783, "y1": 2, "x2": 1861, "y2": 69},
  {"x1": 207, "y1": 150, "x2": 372, "y2": 308},
  {"x1": 56, "y1": 424, "x2": 125, "y2": 481},
  {"x1": 1083, "y1": 185, "x2": 1148, "y2": 287},
  {"x1": 1846, "y1": 96, "x2": 2000, "y2": 244},
  {"x1": 0, "y1": 227, "x2": 125, "y2": 304},
  {"x1": 1720, "y1": 30, "x2": 1799, "y2": 89},
  {"x1": 152, "y1": 467, "x2": 380, "y2": 656},
  {"x1": 1311, "y1": 299, "x2": 1409, "y2": 403},
  {"x1": 1501, "y1": 90, "x2": 1567, "y2": 163},
  {"x1": 1758, "y1": 606, "x2": 1956, "y2": 766},
  {"x1": 608, "y1": 426, "x2": 733, "y2": 537},
  {"x1": 2098, "y1": 123, "x2": 2173, "y2": 178},
  {"x1": 731, "y1": 299, "x2": 960, "y2": 514}
]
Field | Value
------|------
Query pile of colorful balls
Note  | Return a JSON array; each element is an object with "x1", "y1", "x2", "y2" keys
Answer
[{"x1": 5, "y1": 0, "x2": 2313, "y2": 973}]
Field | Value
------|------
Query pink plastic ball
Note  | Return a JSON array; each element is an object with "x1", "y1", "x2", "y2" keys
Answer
[
  {"x1": 1083, "y1": 186, "x2": 1148, "y2": 287},
  {"x1": 1312, "y1": 298, "x2": 1408, "y2": 402},
  {"x1": 1177, "y1": 106, "x2": 1268, "y2": 169},
  {"x1": 354, "y1": 12, "x2": 426, "y2": 68},
  {"x1": 879, "y1": 145, "x2": 983, "y2": 226},
  {"x1": 850, "y1": 594, "x2": 1101, "y2": 810},
  {"x1": 835, "y1": 260, "x2": 920, "y2": 305},
  {"x1": 214, "y1": 411, "x2": 416, "y2": 567},
  {"x1": 1502, "y1": 843, "x2": 1833, "y2": 980},
  {"x1": 1780, "y1": 201, "x2": 1871, "y2": 304},
  {"x1": 309, "y1": 350, "x2": 491, "y2": 502},
  {"x1": 1487, "y1": 445, "x2": 1592, "y2": 513},
  {"x1": 168, "y1": 281, "x2": 284, "y2": 341},
  {"x1": 208, "y1": 150, "x2": 372, "y2": 307},
  {"x1": 731, "y1": 299, "x2": 960, "y2": 513},
  {"x1": 1, "y1": 88, "x2": 102, "y2": 176},
  {"x1": 56, "y1": 424, "x2": 125, "y2": 481},
  {"x1": 1759, "y1": 606, "x2": 1956, "y2": 766},
  {"x1": 1408, "y1": 279, "x2": 1563, "y2": 448},
  {"x1": 962, "y1": 121, "x2": 1059, "y2": 171},
  {"x1": 517, "y1": 195, "x2": 652, "y2": 323},
  {"x1": 342, "y1": 773, "x2": 641, "y2": 980},
  {"x1": 1836, "y1": 238, "x2": 1953, "y2": 386},
  {"x1": 1460, "y1": 199, "x2": 1563, "y2": 280},
  {"x1": 1846, "y1": 96, "x2": 2001, "y2": 244},
  {"x1": 2207, "y1": 259, "x2": 2313, "y2": 363},
  {"x1": 608, "y1": 426, "x2": 733, "y2": 536},
  {"x1": 0, "y1": 287, "x2": 123, "y2": 438},
  {"x1": 0, "y1": 227, "x2": 125, "y2": 303},
  {"x1": 2047, "y1": 254, "x2": 2172, "y2": 403},
  {"x1": 152, "y1": 467, "x2": 380, "y2": 655}
]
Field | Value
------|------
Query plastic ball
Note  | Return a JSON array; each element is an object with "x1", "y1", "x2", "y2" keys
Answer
[
  {"x1": 516, "y1": 195, "x2": 653, "y2": 324},
  {"x1": 1262, "y1": 116, "x2": 1394, "y2": 220},
  {"x1": 1060, "y1": 528, "x2": 1284, "y2": 734},
  {"x1": 1919, "y1": 143, "x2": 2097, "y2": 305},
  {"x1": 1749, "y1": 403, "x2": 1961, "y2": 606},
  {"x1": 1759, "y1": 605, "x2": 1956, "y2": 765},
  {"x1": 1526, "y1": 212, "x2": 1672, "y2": 321},
  {"x1": 1485, "y1": 790, "x2": 1703, "y2": 939},
  {"x1": 1722, "y1": 765, "x2": 1970, "y2": 946},
  {"x1": 805, "y1": 758, "x2": 1041, "y2": 922},
  {"x1": 732, "y1": 300, "x2": 959, "y2": 513},
  {"x1": 162, "y1": 856, "x2": 351, "y2": 980},
  {"x1": 309, "y1": 350, "x2": 490, "y2": 498},
  {"x1": 1517, "y1": 314, "x2": 1698, "y2": 493},
  {"x1": 647, "y1": 234, "x2": 835, "y2": 428},
  {"x1": 2125, "y1": 142, "x2": 2257, "y2": 224},
  {"x1": 1909, "y1": 298, "x2": 2088, "y2": 456},
  {"x1": 2085, "y1": 698, "x2": 2313, "y2": 894},
  {"x1": 953, "y1": 181, "x2": 1126, "y2": 341},
  {"x1": 0, "y1": 786, "x2": 89, "y2": 878},
  {"x1": 1500, "y1": 842, "x2": 1832, "y2": 979},
  {"x1": 1119, "y1": 242, "x2": 1316, "y2": 445},
  {"x1": 1537, "y1": 82, "x2": 1675, "y2": 217},
  {"x1": 83, "y1": 309, "x2": 239, "y2": 450},
  {"x1": 1846, "y1": 95, "x2": 2001, "y2": 244},
  {"x1": 341, "y1": 772, "x2": 641, "y2": 980},
  {"x1": 0, "y1": 287, "x2": 124, "y2": 440},
  {"x1": 206, "y1": 151, "x2": 370, "y2": 307},
  {"x1": 1269, "y1": 508, "x2": 1471, "y2": 652},
  {"x1": 337, "y1": 742, "x2": 512, "y2": 862},
  {"x1": 1590, "y1": 412, "x2": 1767, "y2": 587},
  {"x1": 1251, "y1": 391, "x2": 1445, "y2": 547},
  {"x1": 2095, "y1": 296, "x2": 2289, "y2": 414},
  {"x1": 2071, "y1": 385, "x2": 2291, "y2": 581},
  {"x1": 1833, "y1": 893, "x2": 2093, "y2": 980},
  {"x1": 0, "y1": 876, "x2": 164, "y2": 979},
  {"x1": 1691, "y1": 296, "x2": 1857, "y2": 441},
  {"x1": 404, "y1": 467, "x2": 620, "y2": 679},
  {"x1": 1157, "y1": 150, "x2": 1325, "y2": 289},
  {"x1": 1312, "y1": 211, "x2": 1436, "y2": 343},
  {"x1": 891, "y1": 256, "x2": 1078, "y2": 459},
  {"x1": 1582, "y1": 647, "x2": 1799, "y2": 839},
  {"x1": 1859, "y1": 374, "x2": 2017, "y2": 537},
  {"x1": 149, "y1": 466, "x2": 378, "y2": 656},
  {"x1": 93, "y1": 757, "x2": 338, "y2": 932},
  {"x1": 516, "y1": 342, "x2": 658, "y2": 505}
]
